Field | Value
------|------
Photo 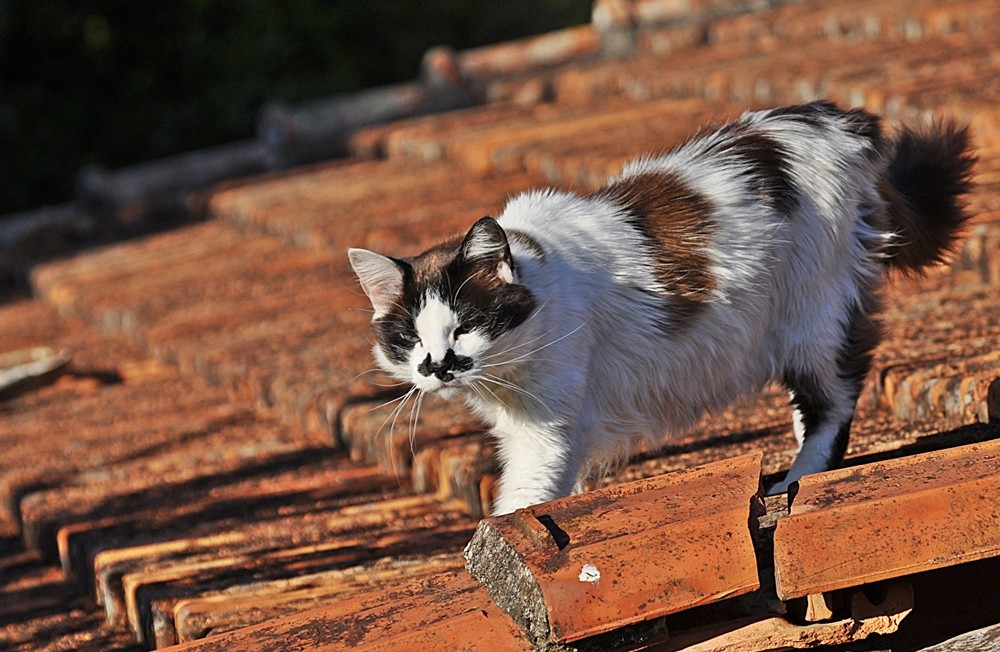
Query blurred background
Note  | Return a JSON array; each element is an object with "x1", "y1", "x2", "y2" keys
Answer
[{"x1": 0, "y1": 0, "x2": 591, "y2": 217}]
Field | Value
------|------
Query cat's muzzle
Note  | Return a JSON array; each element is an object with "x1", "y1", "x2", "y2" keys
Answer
[{"x1": 417, "y1": 349, "x2": 472, "y2": 383}]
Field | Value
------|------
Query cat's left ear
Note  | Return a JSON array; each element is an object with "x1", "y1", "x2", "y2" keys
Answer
[
  {"x1": 460, "y1": 216, "x2": 515, "y2": 283},
  {"x1": 348, "y1": 248, "x2": 407, "y2": 319}
]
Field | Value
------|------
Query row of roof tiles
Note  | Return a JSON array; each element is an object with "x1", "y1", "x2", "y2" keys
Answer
[
  {"x1": 7, "y1": 161, "x2": 999, "y2": 649},
  {"x1": 4, "y1": 0, "x2": 1000, "y2": 649},
  {"x1": 163, "y1": 438, "x2": 1000, "y2": 651}
]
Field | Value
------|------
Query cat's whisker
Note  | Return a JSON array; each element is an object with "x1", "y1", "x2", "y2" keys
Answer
[
  {"x1": 481, "y1": 322, "x2": 587, "y2": 369},
  {"x1": 478, "y1": 323, "x2": 562, "y2": 361},
  {"x1": 472, "y1": 377, "x2": 505, "y2": 406},
  {"x1": 407, "y1": 390, "x2": 425, "y2": 459},
  {"x1": 472, "y1": 299, "x2": 553, "y2": 362},
  {"x1": 468, "y1": 372, "x2": 558, "y2": 421},
  {"x1": 480, "y1": 373, "x2": 553, "y2": 411},
  {"x1": 365, "y1": 389, "x2": 413, "y2": 413},
  {"x1": 383, "y1": 387, "x2": 418, "y2": 479},
  {"x1": 469, "y1": 381, "x2": 490, "y2": 405},
  {"x1": 350, "y1": 367, "x2": 408, "y2": 387}
]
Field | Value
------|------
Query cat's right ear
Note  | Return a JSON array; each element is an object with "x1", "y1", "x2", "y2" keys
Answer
[
  {"x1": 348, "y1": 248, "x2": 406, "y2": 319},
  {"x1": 460, "y1": 216, "x2": 515, "y2": 283}
]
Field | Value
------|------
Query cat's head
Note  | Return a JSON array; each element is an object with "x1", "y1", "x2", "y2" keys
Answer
[{"x1": 349, "y1": 217, "x2": 537, "y2": 397}]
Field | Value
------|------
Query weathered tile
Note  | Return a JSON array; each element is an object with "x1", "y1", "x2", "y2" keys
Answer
[
  {"x1": 339, "y1": 392, "x2": 483, "y2": 475},
  {"x1": 94, "y1": 495, "x2": 475, "y2": 644},
  {"x1": 30, "y1": 455, "x2": 390, "y2": 585},
  {"x1": 163, "y1": 571, "x2": 532, "y2": 652},
  {"x1": 465, "y1": 453, "x2": 763, "y2": 647},
  {"x1": 170, "y1": 553, "x2": 466, "y2": 643},
  {"x1": 881, "y1": 348, "x2": 1000, "y2": 425},
  {"x1": 773, "y1": 438, "x2": 1000, "y2": 600},
  {"x1": 661, "y1": 580, "x2": 913, "y2": 651},
  {"x1": 0, "y1": 550, "x2": 142, "y2": 652}
]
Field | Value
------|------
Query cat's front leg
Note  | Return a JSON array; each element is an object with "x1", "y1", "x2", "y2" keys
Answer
[{"x1": 490, "y1": 418, "x2": 582, "y2": 515}]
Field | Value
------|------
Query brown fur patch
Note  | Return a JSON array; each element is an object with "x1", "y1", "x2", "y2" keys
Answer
[{"x1": 594, "y1": 171, "x2": 717, "y2": 319}]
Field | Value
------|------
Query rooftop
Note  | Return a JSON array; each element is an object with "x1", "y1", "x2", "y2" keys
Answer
[{"x1": 2, "y1": 1, "x2": 1000, "y2": 650}]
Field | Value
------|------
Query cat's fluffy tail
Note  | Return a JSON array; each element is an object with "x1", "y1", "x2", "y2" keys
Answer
[{"x1": 882, "y1": 120, "x2": 976, "y2": 272}]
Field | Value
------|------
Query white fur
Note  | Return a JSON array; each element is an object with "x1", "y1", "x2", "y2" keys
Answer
[
  {"x1": 355, "y1": 106, "x2": 899, "y2": 514},
  {"x1": 480, "y1": 110, "x2": 888, "y2": 513},
  {"x1": 347, "y1": 248, "x2": 403, "y2": 319}
]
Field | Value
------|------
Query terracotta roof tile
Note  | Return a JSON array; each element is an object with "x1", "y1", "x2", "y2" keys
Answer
[
  {"x1": 169, "y1": 553, "x2": 466, "y2": 643},
  {"x1": 210, "y1": 159, "x2": 550, "y2": 255},
  {"x1": 93, "y1": 494, "x2": 474, "y2": 643},
  {"x1": 551, "y1": 21, "x2": 998, "y2": 112},
  {"x1": 707, "y1": 0, "x2": 1000, "y2": 47},
  {"x1": 36, "y1": 457, "x2": 391, "y2": 586},
  {"x1": 465, "y1": 453, "x2": 763, "y2": 647},
  {"x1": 165, "y1": 571, "x2": 532, "y2": 652},
  {"x1": 773, "y1": 438, "x2": 1000, "y2": 600},
  {"x1": 5, "y1": 0, "x2": 1000, "y2": 648},
  {"x1": 365, "y1": 96, "x2": 714, "y2": 184},
  {"x1": 456, "y1": 25, "x2": 602, "y2": 80}
]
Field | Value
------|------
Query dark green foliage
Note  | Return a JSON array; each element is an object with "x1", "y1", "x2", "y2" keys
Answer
[{"x1": 0, "y1": 1, "x2": 591, "y2": 214}]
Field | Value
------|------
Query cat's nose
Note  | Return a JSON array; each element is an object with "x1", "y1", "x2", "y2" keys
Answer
[{"x1": 418, "y1": 350, "x2": 456, "y2": 381}]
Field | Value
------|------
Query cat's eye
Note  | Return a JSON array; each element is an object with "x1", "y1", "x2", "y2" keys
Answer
[
  {"x1": 396, "y1": 331, "x2": 420, "y2": 346},
  {"x1": 453, "y1": 324, "x2": 471, "y2": 338}
]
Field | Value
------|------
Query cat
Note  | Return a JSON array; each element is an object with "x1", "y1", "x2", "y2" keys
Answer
[{"x1": 349, "y1": 101, "x2": 974, "y2": 515}]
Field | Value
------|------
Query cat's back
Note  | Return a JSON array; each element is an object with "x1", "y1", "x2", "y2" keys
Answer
[{"x1": 499, "y1": 102, "x2": 889, "y2": 307}]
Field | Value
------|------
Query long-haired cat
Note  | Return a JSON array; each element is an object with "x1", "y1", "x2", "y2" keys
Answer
[{"x1": 349, "y1": 101, "x2": 974, "y2": 515}]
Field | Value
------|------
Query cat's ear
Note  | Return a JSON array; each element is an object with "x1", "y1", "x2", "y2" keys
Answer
[
  {"x1": 460, "y1": 216, "x2": 514, "y2": 283},
  {"x1": 348, "y1": 248, "x2": 407, "y2": 319}
]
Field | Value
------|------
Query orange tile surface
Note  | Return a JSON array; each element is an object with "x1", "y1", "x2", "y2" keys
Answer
[
  {"x1": 773, "y1": 438, "x2": 1000, "y2": 600},
  {"x1": 465, "y1": 453, "x2": 763, "y2": 646},
  {"x1": 5, "y1": 0, "x2": 1000, "y2": 649},
  {"x1": 165, "y1": 571, "x2": 532, "y2": 652}
]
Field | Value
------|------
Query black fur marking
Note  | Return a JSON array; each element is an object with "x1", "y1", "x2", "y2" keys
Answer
[
  {"x1": 418, "y1": 349, "x2": 473, "y2": 381},
  {"x1": 831, "y1": 419, "x2": 853, "y2": 468},
  {"x1": 830, "y1": 298, "x2": 883, "y2": 467},
  {"x1": 882, "y1": 120, "x2": 976, "y2": 272},
  {"x1": 842, "y1": 109, "x2": 883, "y2": 153},
  {"x1": 783, "y1": 368, "x2": 832, "y2": 439},
  {"x1": 373, "y1": 257, "x2": 420, "y2": 365},
  {"x1": 837, "y1": 298, "x2": 883, "y2": 390}
]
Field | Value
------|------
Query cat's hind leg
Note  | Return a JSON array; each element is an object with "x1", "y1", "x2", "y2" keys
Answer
[{"x1": 771, "y1": 303, "x2": 881, "y2": 494}]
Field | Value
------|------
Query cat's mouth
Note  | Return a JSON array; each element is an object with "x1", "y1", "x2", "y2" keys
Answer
[
  {"x1": 435, "y1": 385, "x2": 462, "y2": 399},
  {"x1": 413, "y1": 373, "x2": 466, "y2": 399}
]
